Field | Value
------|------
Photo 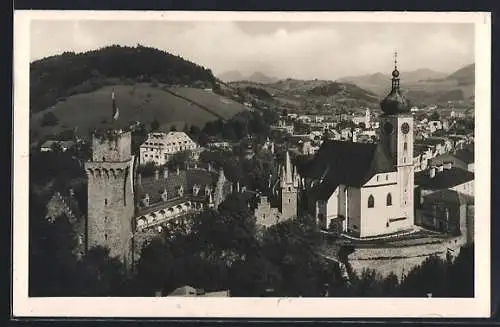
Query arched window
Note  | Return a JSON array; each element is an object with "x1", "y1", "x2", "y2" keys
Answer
[
  {"x1": 104, "y1": 198, "x2": 108, "y2": 205},
  {"x1": 386, "y1": 193, "x2": 392, "y2": 206},
  {"x1": 368, "y1": 195, "x2": 374, "y2": 208}
]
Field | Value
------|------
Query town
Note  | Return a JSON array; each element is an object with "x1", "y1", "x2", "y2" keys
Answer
[{"x1": 29, "y1": 45, "x2": 475, "y2": 298}]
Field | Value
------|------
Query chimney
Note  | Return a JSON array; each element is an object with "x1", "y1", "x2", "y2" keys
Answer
[
  {"x1": 429, "y1": 167, "x2": 436, "y2": 178},
  {"x1": 163, "y1": 169, "x2": 169, "y2": 179},
  {"x1": 154, "y1": 169, "x2": 159, "y2": 180}
]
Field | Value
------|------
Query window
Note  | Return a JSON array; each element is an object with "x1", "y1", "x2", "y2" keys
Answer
[
  {"x1": 386, "y1": 193, "x2": 392, "y2": 206},
  {"x1": 368, "y1": 195, "x2": 374, "y2": 208},
  {"x1": 104, "y1": 234, "x2": 108, "y2": 241},
  {"x1": 104, "y1": 198, "x2": 108, "y2": 205},
  {"x1": 403, "y1": 142, "x2": 408, "y2": 151},
  {"x1": 386, "y1": 174, "x2": 389, "y2": 181},
  {"x1": 376, "y1": 175, "x2": 379, "y2": 181}
]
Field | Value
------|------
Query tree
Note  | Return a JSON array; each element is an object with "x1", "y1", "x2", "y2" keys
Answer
[
  {"x1": 77, "y1": 246, "x2": 128, "y2": 296},
  {"x1": 430, "y1": 111, "x2": 440, "y2": 121},
  {"x1": 151, "y1": 119, "x2": 160, "y2": 131},
  {"x1": 170, "y1": 125, "x2": 177, "y2": 132},
  {"x1": 40, "y1": 111, "x2": 59, "y2": 127},
  {"x1": 135, "y1": 238, "x2": 174, "y2": 295}
]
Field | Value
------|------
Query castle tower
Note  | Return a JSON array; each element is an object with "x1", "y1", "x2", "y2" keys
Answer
[
  {"x1": 365, "y1": 108, "x2": 371, "y2": 129},
  {"x1": 378, "y1": 51, "x2": 414, "y2": 223},
  {"x1": 280, "y1": 151, "x2": 299, "y2": 220},
  {"x1": 84, "y1": 95, "x2": 134, "y2": 269}
]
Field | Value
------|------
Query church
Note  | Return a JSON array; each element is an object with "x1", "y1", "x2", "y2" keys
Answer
[{"x1": 300, "y1": 55, "x2": 415, "y2": 238}]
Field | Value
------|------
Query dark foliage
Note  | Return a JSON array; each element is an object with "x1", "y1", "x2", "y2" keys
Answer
[
  {"x1": 40, "y1": 111, "x2": 59, "y2": 126},
  {"x1": 30, "y1": 45, "x2": 216, "y2": 114}
]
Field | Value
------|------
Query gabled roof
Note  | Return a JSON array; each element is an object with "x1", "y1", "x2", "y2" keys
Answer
[
  {"x1": 415, "y1": 167, "x2": 474, "y2": 190},
  {"x1": 136, "y1": 167, "x2": 230, "y2": 214},
  {"x1": 302, "y1": 140, "x2": 396, "y2": 200},
  {"x1": 454, "y1": 148, "x2": 474, "y2": 164},
  {"x1": 423, "y1": 189, "x2": 474, "y2": 206}
]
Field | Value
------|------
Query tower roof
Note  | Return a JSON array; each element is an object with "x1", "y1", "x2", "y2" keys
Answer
[{"x1": 380, "y1": 51, "x2": 410, "y2": 115}]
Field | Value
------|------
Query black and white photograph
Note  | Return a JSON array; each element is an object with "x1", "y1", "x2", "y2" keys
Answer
[{"x1": 13, "y1": 11, "x2": 491, "y2": 318}]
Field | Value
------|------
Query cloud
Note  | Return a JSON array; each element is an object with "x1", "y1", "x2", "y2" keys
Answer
[{"x1": 30, "y1": 20, "x2": 474, "y2": 80}]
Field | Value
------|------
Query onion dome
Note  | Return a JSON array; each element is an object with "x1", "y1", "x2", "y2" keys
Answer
[{"x1": 380, "y1": 51, "x2": 410, "y2": 115}]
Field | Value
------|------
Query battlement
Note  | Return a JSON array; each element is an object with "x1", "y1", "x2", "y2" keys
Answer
[{"x1": 90, "y1": 128, "x2": 132, "y2": 162}]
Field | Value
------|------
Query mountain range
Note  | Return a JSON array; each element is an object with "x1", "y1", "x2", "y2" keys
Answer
[
  {"x1": 218, "y1": 71, "x2": 279, "y2": 84},
  {"x1": 337, "y1": 64, "x2": 475, "y2": 105}
]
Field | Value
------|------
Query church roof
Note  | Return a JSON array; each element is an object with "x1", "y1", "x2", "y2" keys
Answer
[
  {"x1": 302, "y1": 140, "x2": 396, "y2": 200},
  {"x1": 380, "y1": 52, "x2": 411, "y2": 115}
]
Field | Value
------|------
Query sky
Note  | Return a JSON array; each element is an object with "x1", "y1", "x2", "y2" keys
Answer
[{"x1": 30, "y1": 20, "x2": 475, "y2": 80}]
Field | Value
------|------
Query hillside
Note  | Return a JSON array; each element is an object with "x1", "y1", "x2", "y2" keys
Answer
[
  {"x1": 30, "y1": 83, "x2": 249, "y2": 142},
  {"x1": 30, "y1": 45, "x2": 217, "y2": 115},
  {"x1": 229, "y1": 78, "x2": 381, "y2": 113},
  {"x1": 218, "y1": 71, "x2": 278, "y2": 84},
  {"x1": 337, "y1": 64, "x2": 474, "y2": 106}
]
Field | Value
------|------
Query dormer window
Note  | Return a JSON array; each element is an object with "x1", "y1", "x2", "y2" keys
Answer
[
  {"x1": 161, "y1": 189, "x2": 168, "y2": 202},
  {"x1": 193, "y1": 184, "x2": 200, "y2": 196},
  {"x1": 142, "y1": 194, "x2": 150, "y2": 207}
]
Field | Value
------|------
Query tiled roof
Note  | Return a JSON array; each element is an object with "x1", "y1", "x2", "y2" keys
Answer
[
  {"x1": 429, "y1": 154, "x2": 467, "y2": 171},
  {"x1": 454, "y1": 148, "x2": 474, "y2": 164},
  {"x1": 135, "y1": 167, "x2": 230, "y2": 214},
  {"x1": 415, "y1": 167, "x2": 474, "y2": 190},
  {"x1": 301, "y1": 140, "x2": 396, "y2": 200},
  {"x1": 423, "y1": 189, "x2": 474, "y2": 206}
]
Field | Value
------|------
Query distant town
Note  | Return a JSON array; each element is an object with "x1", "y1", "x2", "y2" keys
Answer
[{"x1": 29, "y1": 45, "x2": 474, "y2": 298}]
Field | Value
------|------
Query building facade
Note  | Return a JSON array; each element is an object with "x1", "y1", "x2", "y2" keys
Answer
[
  {"x1": 84, "y1": 129, "x2": 136, "y2": 269},
  {"x1": 140, "y1": 131, "x2": 198, "y2": 166},
  {"x1": 301, "y1": 55, "x2": 415, "y2": 238}
]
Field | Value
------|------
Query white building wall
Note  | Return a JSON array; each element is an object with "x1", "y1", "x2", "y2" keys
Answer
[{"x1": 450, "y1": 180, "x2": 475, "y2": 197}]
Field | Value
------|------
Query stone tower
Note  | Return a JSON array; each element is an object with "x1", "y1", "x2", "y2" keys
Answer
[
  {"x1": 378, "y1": 51, "x2": 415, "y2": 223},
  {"x1": 85, "y1": 128, "x2": 135, "y2": 269},
  {"x1": 280, "y1": 151, "x2": 299, "y2": 220}
]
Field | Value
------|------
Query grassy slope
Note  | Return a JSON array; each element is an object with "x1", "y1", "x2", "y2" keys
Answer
[{"x1": 30, "y1": 83, "x2": 248, "y2": 141}]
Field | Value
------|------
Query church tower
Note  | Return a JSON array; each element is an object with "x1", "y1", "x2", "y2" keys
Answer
[
  {"x1": 84, "y1": 92, "x2": 135, "y2": 269},
  {"x1": 280, "y1": 151, "x2": 299, "y2": 220},
  {"x1": 378, "y1": 51, "x2": 414, "y2": 222}
]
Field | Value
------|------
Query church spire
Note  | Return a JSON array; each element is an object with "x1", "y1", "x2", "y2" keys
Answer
[
  {"x1": 380, "y1": 50, "x2": 409, "y2": 115},
  {"x1": 391, "y1": 50, "x2": 400, "y2": 91}
]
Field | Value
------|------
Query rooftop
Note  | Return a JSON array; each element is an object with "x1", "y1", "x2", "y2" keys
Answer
[
  {"x1": 423, "y1": 189, "x2": 474, "y2": 206},
  {"x1": 302, "y1": 140, "x2": 396, "y2": 200},
  {"x1": 415, "y1": 167, "x2": 474, "y2": 190}
]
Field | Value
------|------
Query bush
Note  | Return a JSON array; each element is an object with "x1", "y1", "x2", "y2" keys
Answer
[{"x1": 40, "y1": 111, "x2": 59, "y2": 127}]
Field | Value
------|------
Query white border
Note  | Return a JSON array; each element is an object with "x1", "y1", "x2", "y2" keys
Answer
[{"x1": 13, "y1": 11, "x2": 491, "y2": 318}]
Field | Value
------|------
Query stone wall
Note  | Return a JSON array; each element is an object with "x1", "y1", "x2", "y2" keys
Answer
[
  {"x1": 255, "y1": 196, "x2": 282, "y2": 227},
  {"x1": 348, "y1": 235, "x2": 467, "y2": 280},
  {"x1": 86, "y1": 159, "x2": 135, "y2": 268}
]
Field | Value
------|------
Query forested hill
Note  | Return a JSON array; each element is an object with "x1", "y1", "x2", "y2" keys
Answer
[{"x1": 30, "y1": 45, "x2": 217, "y2": 114}]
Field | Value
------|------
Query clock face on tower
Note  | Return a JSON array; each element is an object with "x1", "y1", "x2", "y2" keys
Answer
[
  {"x1": 383, "y1": 122, "x2": 394, "y2": 135},
  {"x1": 401, "y1": 122, "x2": 410, "y2": 134}
]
